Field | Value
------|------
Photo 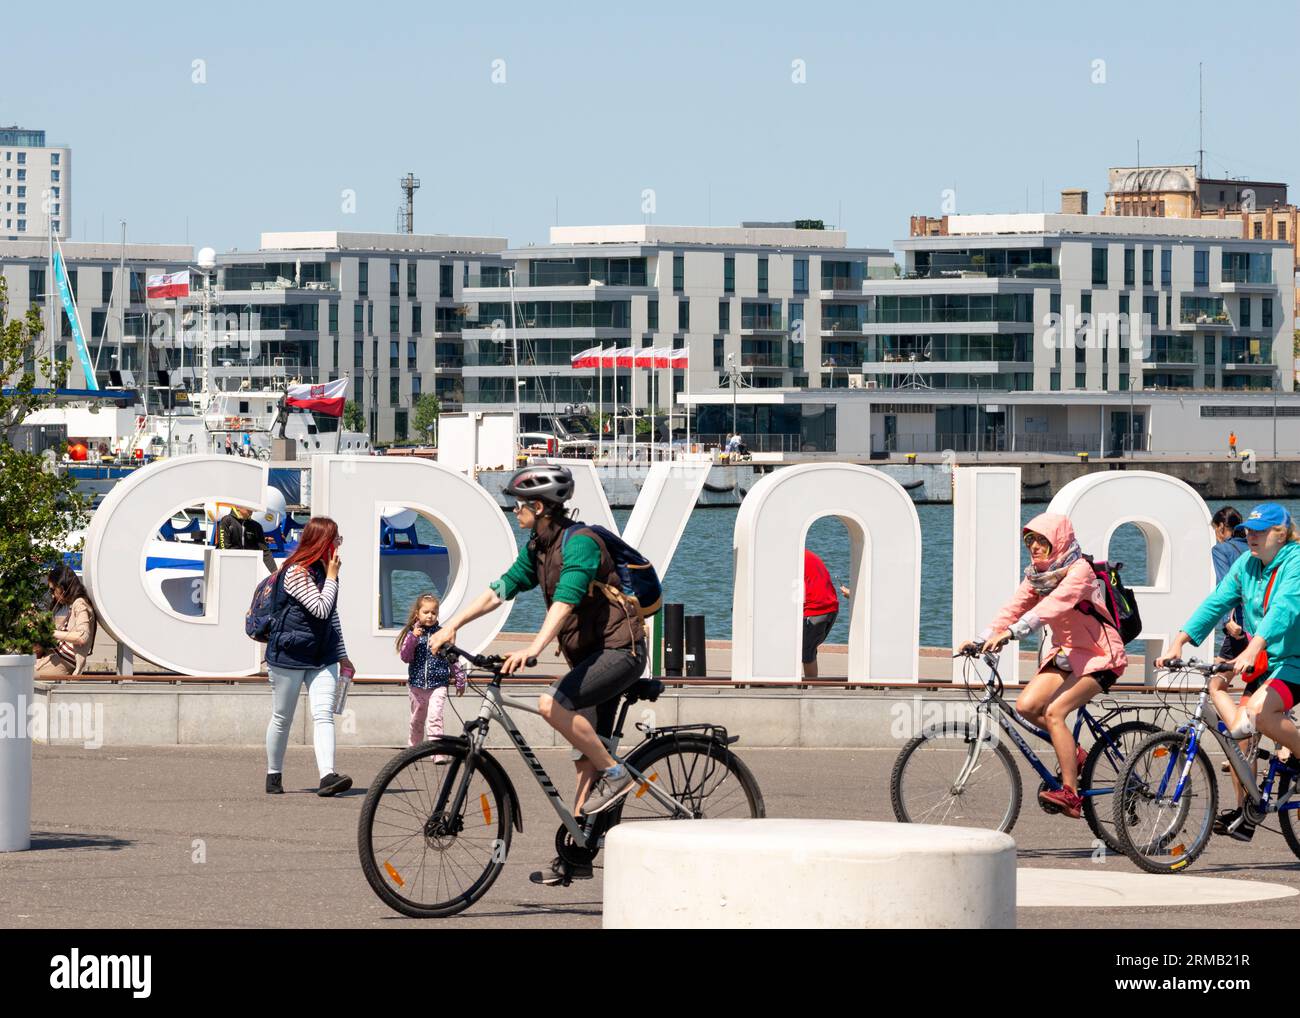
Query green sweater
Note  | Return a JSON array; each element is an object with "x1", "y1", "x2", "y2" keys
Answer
[
  {"x1": 1183, "y1": 540, "x2": 1300, "y2": 684},
  {"x1": 491, "y1": 533, "x2": 602, "y2": 606}
]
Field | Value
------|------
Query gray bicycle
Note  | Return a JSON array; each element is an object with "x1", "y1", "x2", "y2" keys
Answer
[{"x1": 358, "y1": 645, "x2": 765, "y2": 918}]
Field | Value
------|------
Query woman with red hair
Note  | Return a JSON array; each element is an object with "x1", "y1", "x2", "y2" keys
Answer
[{"x1": 264, "y1": 516, "x2": 354, "y2": 797}]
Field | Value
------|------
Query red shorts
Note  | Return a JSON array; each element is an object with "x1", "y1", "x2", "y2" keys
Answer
[{"x1": 1243, "y1": 676, "x2": 1300, "y2": 711}]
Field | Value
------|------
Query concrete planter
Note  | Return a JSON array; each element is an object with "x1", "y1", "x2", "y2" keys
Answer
[{"x1": 0, "y1": 654, "x2": 33, "y2": 852}]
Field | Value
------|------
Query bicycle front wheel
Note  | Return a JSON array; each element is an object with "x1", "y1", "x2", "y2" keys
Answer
[
  {"x1": 357, "y1": 739, "x2": 513, "y2": 918},
  {"x1": 611, "y1": 735, "x2": 765, "y2": 823},
  {"x1": 890, "y1": 723, "x2": 1022, "y2": 832},
  {"x1": 1080, "y1": 720, "x2": 1161, "y2": 854},
  {"x1": 1112, "y1": 731, "x2": 1217, "y2": 874}
]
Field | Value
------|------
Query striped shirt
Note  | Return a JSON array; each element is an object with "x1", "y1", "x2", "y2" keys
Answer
[{"x1": 283, "y1": 565, "x2": 348, "y2": 658}]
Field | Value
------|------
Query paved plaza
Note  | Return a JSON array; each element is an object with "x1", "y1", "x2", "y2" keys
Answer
[{"x1": 3, "y1": 744, "x2": 1298, "y2": 929}]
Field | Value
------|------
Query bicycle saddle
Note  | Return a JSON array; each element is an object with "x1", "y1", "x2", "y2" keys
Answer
[{"x1": 624, "y1": 679, "x2": 664, "y2": 704}]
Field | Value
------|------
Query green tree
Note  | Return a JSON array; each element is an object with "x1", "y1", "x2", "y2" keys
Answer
[
  {"x1": 412, "y1": 392, "x2": 441, "y2": 443},
  {"x1": 0, "y1": 276, "x2": 88, "y2": 655},
  {"x1": 343, "y1": 399, "x2": 364, "y2": 433}
]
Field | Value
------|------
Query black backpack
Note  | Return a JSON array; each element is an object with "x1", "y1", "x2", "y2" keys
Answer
[{"x1": 1077, "y1": 555, "x2": 1142, "y2": 644}]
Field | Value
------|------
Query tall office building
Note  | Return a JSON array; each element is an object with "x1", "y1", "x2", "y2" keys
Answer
[{"x1": 0, "y1": 127, "x2": 69, "y2": 241}]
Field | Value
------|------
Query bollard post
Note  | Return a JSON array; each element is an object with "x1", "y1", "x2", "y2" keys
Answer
[
  {"x1": 663, "y1": 603, "x2": 685, "y2": 677},
  {"x1": 0, "y1": 655, "x2": 33, "y2": 852},
  {"x1": 684, "y1": 614, "x2": 707, "y2": 677}
]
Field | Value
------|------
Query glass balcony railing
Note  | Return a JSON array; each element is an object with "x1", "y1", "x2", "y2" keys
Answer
[
  {"x1": 1221, "y1": 268, "x2": 1276, "y2": 284},
  {"x1": 740, "y1": 315, "x2": 784, "y2": 331},
  {"x1": 740, "y1": 352, "x2": 784, "y2": 368},
  {"x1": 1179, "y1": 309, "x2": 1232, "y2": 325}
]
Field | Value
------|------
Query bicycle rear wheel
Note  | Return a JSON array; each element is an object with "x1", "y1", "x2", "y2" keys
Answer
[
  {"x1": 611, "y1": 735, "x2": 765, "y2": 823},
  {"x1": 357, "y1": 739, "x2": 512, "y2": 918},
  {"x1": 890, "y1": 723, "x2": 1022, "y2": 832},
  {"x1": 1112, "y1": 731, "x2": 1217, "y2": 874},
  {"x1": 1080, "y1": 720, "x2": 1161, "y2": 854}
]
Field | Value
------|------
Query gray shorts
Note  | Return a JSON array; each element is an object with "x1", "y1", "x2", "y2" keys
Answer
[
  {"x1": 548, "y1": 642, "x2": 648, "y2": 737},
  {"x1": 802, "y1": 611, "x2": 838, "y2": 663}
]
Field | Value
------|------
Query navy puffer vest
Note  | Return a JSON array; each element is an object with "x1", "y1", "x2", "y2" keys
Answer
[{"x1": 266, "y1": 562, "x2": 343, "y2": 669}]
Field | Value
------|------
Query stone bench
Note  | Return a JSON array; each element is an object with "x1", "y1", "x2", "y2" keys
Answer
[{"x1": 603, "y1": 818, "x2": 1015, "y2": 928}]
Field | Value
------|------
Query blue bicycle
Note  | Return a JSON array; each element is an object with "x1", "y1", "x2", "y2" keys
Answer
[
  {"x1": 1112, "y1": 658, "x2": 1300, "y2": 874},
  {"x1": 890, "y1": 646, "x2": 1160, "y2": 852}
]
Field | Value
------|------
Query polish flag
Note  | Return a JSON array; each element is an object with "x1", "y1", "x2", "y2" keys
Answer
[
  {"x1": 633, "y1": 347, "x2": 658, "y2": 368},
  {"x1": 615, "y1": 347, "x2": 636, "y2": 368},
  {"x1": 570, "y1": 345, "x2": 602, "y2": 369},
  {"x1": 671, "y1": 348, "x2": 689, "y2": 369},
  {"x1": 146, "y1": 270, "x2": 190, "y2": 299},
  {"x1": 652, "y1": 347, "x2": 674, "y2": 369},
  {"x1": 598, "y1": 347, "x2": 618, "y2": 369},
  {"x1": 285, "y1": 378, "x2": 348, "y2": 417}
]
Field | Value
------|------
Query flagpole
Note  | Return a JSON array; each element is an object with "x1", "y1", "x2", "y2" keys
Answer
[
  {"x1": 685, "y1": 353, "x2": 692, "y2": 453},
  {"x1": 597, "y1": 348, "x2": 603, "y2": 462}
]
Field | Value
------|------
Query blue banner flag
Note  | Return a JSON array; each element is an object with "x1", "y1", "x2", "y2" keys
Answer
[{"x1": 52, "y1": 245, "x2": 98, "y2": 391}]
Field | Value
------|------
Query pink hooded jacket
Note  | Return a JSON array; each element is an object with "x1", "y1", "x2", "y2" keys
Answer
[{"x1": 983, "y1": 513, "x2": 1128, "y2": 678}]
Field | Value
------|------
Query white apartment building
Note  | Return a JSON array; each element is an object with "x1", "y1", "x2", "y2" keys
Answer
[
  {"x1": 0, "y1": 127, "x2": 69, "y2": 241},
  {"x1": 213, "y1": 231, "x2": 507, "y2": 443},
  {"x1": 0, "y1": 238, "x2": 193, "y2": 389},
  {"x1": 459, "y1": 223, "x2": 894, "y2": 435}
]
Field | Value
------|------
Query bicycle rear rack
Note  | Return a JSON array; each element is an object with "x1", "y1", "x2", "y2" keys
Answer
[{"x1": 635, "y1": 721, "x2": 739, "y2": 746}]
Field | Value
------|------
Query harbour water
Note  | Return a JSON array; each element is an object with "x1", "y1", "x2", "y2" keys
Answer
[{"x1": 395, "y1": 497, "x2": 1291, "y2": 648}]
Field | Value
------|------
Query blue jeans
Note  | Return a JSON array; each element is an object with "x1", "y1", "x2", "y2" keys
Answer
[{"x1": 266, "y1": 663, "x2": 338, "y2": 778}]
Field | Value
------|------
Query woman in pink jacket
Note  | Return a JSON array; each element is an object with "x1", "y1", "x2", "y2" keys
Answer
[{"x1": 971, "y1": 513, "x2": 1127, "y2": 818}]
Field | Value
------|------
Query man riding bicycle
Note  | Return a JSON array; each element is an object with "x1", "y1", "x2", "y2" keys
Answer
[{"x1": 427, "y1": 464, "x2": 648, "y2": 885}]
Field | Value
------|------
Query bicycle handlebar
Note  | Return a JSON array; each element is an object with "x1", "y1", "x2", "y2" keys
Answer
[
  {"x1": 1159, "y1": 658, "x2": 1233, "y2": 675},
  {"x1": 442, "y1": 644, "x2": 537, "y2": 674}
]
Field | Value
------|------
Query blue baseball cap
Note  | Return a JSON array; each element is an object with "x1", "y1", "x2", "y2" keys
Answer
[{"x1": 1241, "y1": 503, "x2": 1292, "y2": 531}]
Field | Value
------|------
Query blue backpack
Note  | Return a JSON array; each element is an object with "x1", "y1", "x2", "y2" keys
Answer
[
  {"x1": 560, "y1": 523, "x2": 663, "y2": 618},
  {"x1": 245, "y1": 570, "x2": 283, "y2": 642}
]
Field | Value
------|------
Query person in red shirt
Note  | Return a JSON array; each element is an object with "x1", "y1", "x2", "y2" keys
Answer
[{"x1": 803, "y1": 549, "x2": 842, "y2": 678}]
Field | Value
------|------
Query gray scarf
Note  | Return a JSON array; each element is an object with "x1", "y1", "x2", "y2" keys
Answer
[{"x1": 1024, "y1": 539, "x2": 1082, "y2": 596}]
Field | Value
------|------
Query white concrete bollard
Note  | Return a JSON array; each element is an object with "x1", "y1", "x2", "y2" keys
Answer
[
  {"x1": 0, "y1": 655, "x2": 34, "y2": 852},
  {"x1": 604, "y1": 819, "x2": 1015, "y2": 929}
]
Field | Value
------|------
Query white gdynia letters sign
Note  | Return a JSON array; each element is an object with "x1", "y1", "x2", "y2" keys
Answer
[{"x1": 83, "y1": 458, "x2": 1216, "y2": 682}]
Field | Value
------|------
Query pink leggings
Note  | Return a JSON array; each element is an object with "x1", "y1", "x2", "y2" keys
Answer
[{"x1": 408, "y1": 685, "x2": 449, "y2": 747}]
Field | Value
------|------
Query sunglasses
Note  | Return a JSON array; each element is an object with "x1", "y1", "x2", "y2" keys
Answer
[
  {"x1": 512, "y1": 501, "x2": 534, "y2": 515},
  {"x1": 1022, "y1": 533, "x2": 1050, "y2": 549}
]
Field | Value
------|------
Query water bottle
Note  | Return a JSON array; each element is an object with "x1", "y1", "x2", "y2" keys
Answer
[{"x1": 333, "y1": 663, "x2": 355, "y2": 714}]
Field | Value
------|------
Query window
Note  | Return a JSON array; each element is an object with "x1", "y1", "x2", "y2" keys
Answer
[
  {"x1": 353, "y1": 302, "x2": 363, "y2": 333},
  {"x1": 1194, "y1": 249, "x2": 1208, "y2": 286},
  {"x1": 1253, "y1": 222, "x2": 1263, "y2": 240},
  {"x1": 713, "y1": 337, "x2": 724, "y2": 369},
  {"x1": 723, "y1": 255, "x2": 735, "y2": 294},
  {"x1": 50, "y1": 153, "x2": 58, "y2": 165},
  {"x1": 718, "y1": 299, "x2": 730, "y2": 330},
  {"x1": 793, "y1": 258, "x2": 808, "y2": 295},
  {"x1": 407, "y1": 340, "x2": 417, "y2": 371},
  {"x1": 412, "y1": 304, "x2": 422, "y2": 333},
  {"x1": 15, "y1": 152, "x2": 24, "y2": 164},
  {"x1": 16, "y1": 169, "x2": 25, "y2": 181},
  {"x1": 1091, "y1": 247, "x2": 1107, "y2": 286},
  {"x1": 404, "y1": 262, "x2": 415, "y2": 299},
  {"x1": 678, "y1": 299, "x2": 690, "y2": 331},
  {"x1": 788, "y1": 301, "x2": 803, "y2": 335},
  {"x1": 17, "y1": 219, "x2": 26, "y2": 230},
  {"x1": 757, "y1": 256, "x2": 768, "y2": 294},
  {"x1": 358, "y1": 261, "x2": 368, "y2": 297},
  {"x1": 440, "y1": 264, "x2": 453, "y2": 299},
  {"x1": 1142, "y1": 294, "x2": 1158, "y2": 324},
  {"x1": 354, "y1": 340, "x2": 364, "y2": 368},
  {"x1": 1124, "y1": 248, "x2": 1135, "y2": 287},
  {"x1": 673, "y1": 254, "x2": 684, "y2": 293},
  {"x1": 1263, "y1": 298, "x2": 1273, "y2": 329},
  {"x1": 389, "y1": 304, "x2": 399, "y2": 333},
  {"x1": 101, "y1": 270, "x2": 113, "y2": 304},
  {"x1": 50, "y1": 170, "x2": 57, "y2": 181},
  {"x1": 368, "y1": 304, "x2": 374, "y2": 333},
  {"x1": 16, "y1": 202, "x2": 25, "y2": 214},
  {"x1": 412, "y1": 374, "x2": 422, "y2": 397},
  {"x1": 389, "y1": 262, "x2": 399, "y2": 298},
  {"x1": 1142, "y1": 249, "x2": 1153, "y2": 287},
  {"x1": 1118, "y1": 295, "x2": 1129, "y2": 314},
  {"x1": 390, "y1": 340, "x2": 400, "y2": 369},
  {"x1": 1240, "y1": 297, "x2": 1251, "y2": 328},
  {"x1": 390, "y1": 377, "x2": 400, "y2": 405},
  {"x1": 329, "y1": 303, "x2": 338, "y2": 332},
  {"x1": 1050, "y1": 291, "x2": 1060, "y2": 315},
  {"x1": 647, "y1": 299, "x2": 658, "y2": 330},
  {"x1": 1279, "y1": 222, "x2": 1288, "y2": 242},
  {"x1": 1204, "y1": 337, "x2": 1216, "y2": 366},
  {"x1": 1161, "y1": 247, "x2": 1171, "y2": 287}
]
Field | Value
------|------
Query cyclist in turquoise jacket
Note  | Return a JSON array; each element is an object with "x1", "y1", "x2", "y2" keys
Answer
[{"x1": 1158, "y1": 503, "x2": 1300, "y2": 841}]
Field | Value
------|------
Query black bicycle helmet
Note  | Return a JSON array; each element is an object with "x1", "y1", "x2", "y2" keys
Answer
[{"x1": 503, "y1": 464, "x2": 574, "y2": 507}]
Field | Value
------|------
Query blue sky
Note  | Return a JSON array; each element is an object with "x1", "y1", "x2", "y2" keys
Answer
[{"x1": 5, "y1": 0, "x2": 1297, "y2": 253}]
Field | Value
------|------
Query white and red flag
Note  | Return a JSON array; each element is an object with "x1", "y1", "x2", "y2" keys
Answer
[
  {"x1": 569, "y1": 345, "x2": 603, "y2": 369},
  {"x1": 671, "y1": 348, "x2": 689, "y2": 369},
  {"x1": 146, "y1": 270, "x2": 191, "y2": 299},
  {"x1": 614, "y1": 347, "x2": 636, "y2": 368},
  {"x1": 286, "y1": 378, "x2": 348, "y2": 417}
]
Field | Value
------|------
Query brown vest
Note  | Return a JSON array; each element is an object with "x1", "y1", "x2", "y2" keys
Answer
[{"x1": 531, "y1": 520, "x2": 645, "y2": 665}]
